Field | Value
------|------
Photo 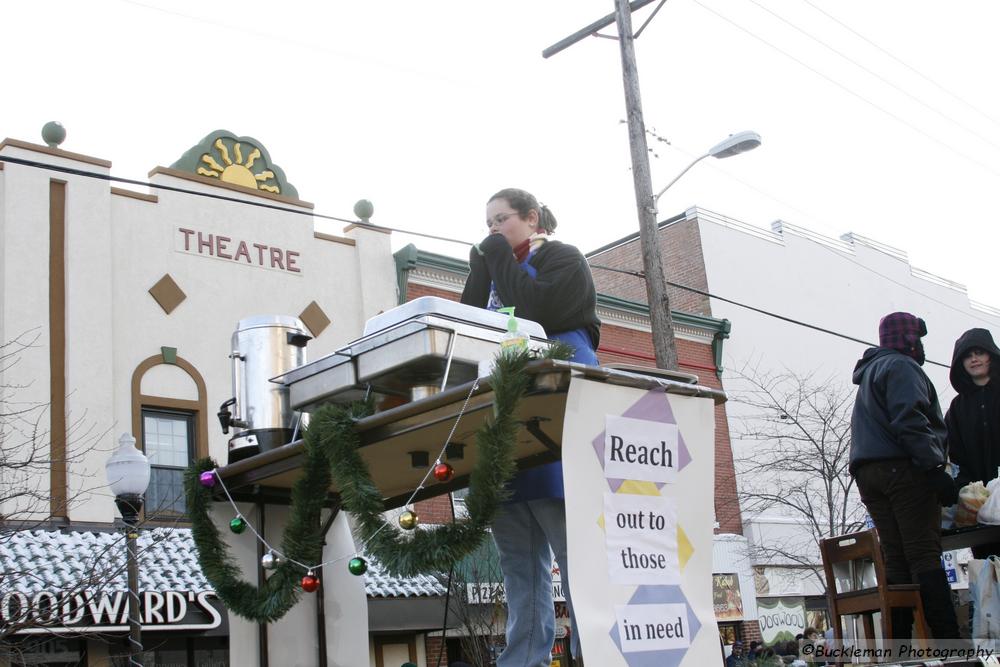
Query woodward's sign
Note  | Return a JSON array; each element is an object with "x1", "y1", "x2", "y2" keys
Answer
[
  {"x1": 177, "y1": 227, "x2": 302, "y2": 274},
  {"x1": 3, "y1": 589, "x2": 223, "y2": 634}
]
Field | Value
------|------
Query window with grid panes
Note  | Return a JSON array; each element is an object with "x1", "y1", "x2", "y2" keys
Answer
[{"x1": 142, "y1": 408, "x2": 195, "y2": 515}]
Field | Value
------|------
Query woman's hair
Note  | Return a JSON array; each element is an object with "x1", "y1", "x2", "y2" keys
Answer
[{"x1": 488, "y1": 187, "x2": 558, "y2": 234}]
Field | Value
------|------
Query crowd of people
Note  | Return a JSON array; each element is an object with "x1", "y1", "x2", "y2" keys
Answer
[{"x1": 725, "y1": 629, "x2": 823, "y2": 667}]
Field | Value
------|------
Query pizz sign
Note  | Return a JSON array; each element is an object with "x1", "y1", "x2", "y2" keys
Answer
[{"x1": 3, "y1": 589, "x2": 222, "y2": 634}]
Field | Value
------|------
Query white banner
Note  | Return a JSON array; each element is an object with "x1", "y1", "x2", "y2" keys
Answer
[
  {"x1": 604, "y1": 492, "x2": 679, "y2": 586},
  {"x1": 604, "y1": 415, "x2": 679, "y2": 484},
  {"x1": 563, "y1": 378, "x2": 718, "y2": 667}
]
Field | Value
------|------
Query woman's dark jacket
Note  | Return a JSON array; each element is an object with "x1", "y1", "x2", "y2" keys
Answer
[
  {"x1": 460, "y1": 233, "x2": 601, "y2": 348},
  {"x1": 946, "y1": 328, "x2": 1000, "y2": 488}
]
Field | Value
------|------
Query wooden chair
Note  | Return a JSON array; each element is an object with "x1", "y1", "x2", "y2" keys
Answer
[{"x1": 820, "y1": 529, "x2": 931, "y2": 654}]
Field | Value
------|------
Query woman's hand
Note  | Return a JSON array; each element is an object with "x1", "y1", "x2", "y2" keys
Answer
[{"x1": 477, "y1": 233, "x2": 512, "y2": 256}]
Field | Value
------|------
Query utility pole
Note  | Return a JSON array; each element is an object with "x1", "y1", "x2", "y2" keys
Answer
[
  {"x1": 544, "y1": 0, "x2": 679, "y2": 370},
  {"x1": 612, "y1": 0, "x2": 678, "y2": 370}
]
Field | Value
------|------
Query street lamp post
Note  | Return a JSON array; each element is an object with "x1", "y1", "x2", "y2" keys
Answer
[
  {"x1": 652, "y1": 131, "x2": 762, "y2": 214},
  {"x1": 106, "y1": 433, "x2": 151, "y2": 667}
]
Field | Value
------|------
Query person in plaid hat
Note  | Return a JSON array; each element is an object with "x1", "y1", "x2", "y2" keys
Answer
[{"x1": 849, "y1": 311, "x2": 959, "y2": 642}]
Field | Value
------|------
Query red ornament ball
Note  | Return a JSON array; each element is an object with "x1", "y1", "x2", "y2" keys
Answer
[
  {"x1": 302, "y1": 573, "x2": 320, "y2": 593},
  {"x1": 433, "y1": 462, "x2": 455, "y2": 483}
]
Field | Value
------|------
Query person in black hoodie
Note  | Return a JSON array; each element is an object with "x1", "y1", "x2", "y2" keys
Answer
[
  {"x1": 946, "y1": 328, "x2": 1000, "y2": 557},
  {"x1": 849, "y1": 311, "x2": 960, "y2": 641}
]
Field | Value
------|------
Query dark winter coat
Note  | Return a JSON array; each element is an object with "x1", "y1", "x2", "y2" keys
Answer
[
  {"x1": 946, "y1": 328, "x2": 1000, "y2": 488},
  {"x1": 849, "y1": 347, "x2": 948, "y2": 474},
  {"x1": 461, "y1": 233, "x2": 601, "y2": 348}
]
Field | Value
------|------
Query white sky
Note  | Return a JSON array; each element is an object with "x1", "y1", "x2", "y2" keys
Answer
[{"x1": 5, "y1": 0, "x2": 999, "y2": 305}]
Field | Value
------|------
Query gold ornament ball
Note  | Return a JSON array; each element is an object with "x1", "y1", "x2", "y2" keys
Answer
[{"x1": 398, "y1": 510, "x2": 419, "y2": 530}]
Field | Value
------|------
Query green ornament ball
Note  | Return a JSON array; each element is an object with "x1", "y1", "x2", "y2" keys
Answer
[
  {"x1": 353, "y1": 199, "x2": 374, "y2": 221},
  {"x1": 41, "y1": 121, "x2": 66, "y2": 148},
  {"x1": 229, "y1": 516, "x2": 247, "y2": 534},
  {"x1": 348, "y1": 557, "x2": 367, "y2": 576}
]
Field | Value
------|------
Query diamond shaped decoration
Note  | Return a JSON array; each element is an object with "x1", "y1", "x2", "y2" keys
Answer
[
  {"x1": 148, "y1": 274, "x2": 186, "y2": 314},
  {"x1": 299, "y1": 300, "x2": 331, "y2": 337},
  {"x1": 609, "y1": 585, "x2": 702, "y2": 667}
]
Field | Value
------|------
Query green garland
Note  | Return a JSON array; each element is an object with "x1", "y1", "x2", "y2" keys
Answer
[{"x1": 186, "y1": 342, "x2": 571, "y2": 621}]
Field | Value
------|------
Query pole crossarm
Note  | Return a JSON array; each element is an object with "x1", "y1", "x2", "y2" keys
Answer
[{"x1": 542, "y1": 0, "x2": 659, "y2": 58}]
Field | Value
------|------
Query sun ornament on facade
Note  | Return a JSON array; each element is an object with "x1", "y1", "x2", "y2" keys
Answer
[{"x1": 170, "y1": 130, "x2": 299, "y2": 199}]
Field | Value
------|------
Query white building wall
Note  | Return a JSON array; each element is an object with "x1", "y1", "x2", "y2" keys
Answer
[
  {"x1": 692, "y1": 206, "x2": 1000, "y2": 583},
  {"x1": 695, "y1": 207, "x2": 1000, "y2": 396},
  {"x1": 713, "y1": 533, "x2": 759, "y2": 620},
  {"x1": 0, "y1": 152, "x2": 59, "y2": 520}
]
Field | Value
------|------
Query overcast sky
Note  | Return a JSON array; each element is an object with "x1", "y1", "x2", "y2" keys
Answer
[{"x1": 5, "y1": 0, "x2": 998, "y2": 306}]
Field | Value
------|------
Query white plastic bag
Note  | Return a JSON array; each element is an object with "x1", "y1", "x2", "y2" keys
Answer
[
  {"x1": 968, "y1": 557, "x2": 1000, "y2": 651},
  {"x1": 980, "y1": 478, "x2": 1000, "y2": 525}
]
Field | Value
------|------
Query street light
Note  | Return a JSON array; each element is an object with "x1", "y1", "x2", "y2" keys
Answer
[
  {"x1": 106, "y1": 433, "x2": 150, "y2": 667},
  {"x1": 652, "y1": 131, "x2": 761, "y2": 213}
]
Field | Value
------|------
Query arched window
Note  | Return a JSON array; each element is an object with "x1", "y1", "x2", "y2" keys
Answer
[{"x1": 131, "y1": 354, "x2": 209, "y2": 518}]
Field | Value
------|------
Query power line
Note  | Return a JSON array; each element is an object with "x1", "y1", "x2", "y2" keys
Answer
[
  {"x1": 742, "y1": 0, "x2": 1000, "y2": 154},
  {"x1": 0, "y1": 154, "x2": 468, "y2": 247},
  {"x1": 587, "y1": 263, "x2": 951, "y2": 369},
  {"x1": 0, "y1": 151, "x2": 987, "y2": 366},
  {"x1": 799, "y1": 0, "x2": 1000, "y2": 131},
  {"x1": 690, "y1": 0, "x2": 1000, "y2": 178}
]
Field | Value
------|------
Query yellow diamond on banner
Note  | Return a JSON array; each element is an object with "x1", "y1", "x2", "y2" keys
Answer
[
  {"x1": 615, "y1": 480, "x2": 661, "y2": 496},
  {"x1": 597, "y1": 514, "x2": 605, "y2": 530},
  {"x1": 678, "y1": 524, "x2": 693, "y2": 569}
]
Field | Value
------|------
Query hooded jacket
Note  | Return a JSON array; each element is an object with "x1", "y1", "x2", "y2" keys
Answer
[
  {"x1": 850, "y1": 347, "x2": 948, "y2": 474},
  {"x1": 946, "y1": 328, "x2": 1000, "y2": 487}
]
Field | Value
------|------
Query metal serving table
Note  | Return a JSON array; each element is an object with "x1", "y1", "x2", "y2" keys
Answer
[
  {"x1": 273, "y1": 296, "x2": 551, "y2": 412},
  {"x1": 214, "y1": 360, "x2": 727, "y2": 509}
]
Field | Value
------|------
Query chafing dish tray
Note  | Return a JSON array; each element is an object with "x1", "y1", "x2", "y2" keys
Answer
[{"x1": 274, "y1": 297, "x2": 551, "y2": 412}]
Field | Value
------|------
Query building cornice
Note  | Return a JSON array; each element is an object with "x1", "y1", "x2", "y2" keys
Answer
[
  {"x1": 147, "y1": 166, "x2": 315, "y2": 209},
  {"x1": 0, "y1": 138, "x2": 112, "y2": 168}
]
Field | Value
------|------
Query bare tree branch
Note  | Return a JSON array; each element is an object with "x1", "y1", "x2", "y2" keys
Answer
[{"x1": 726, "y1": 363, "x2": 865, "y2": 590}]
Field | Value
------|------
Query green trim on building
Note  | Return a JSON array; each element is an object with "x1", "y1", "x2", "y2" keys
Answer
[
  {"x1": 170, "y1": 129, "x2": 298, "y2": 198},
  {"x1": 160, "y1": 346, "x2": 177, "y2": 365},
  {"x1": 393, "y1": 243, "x2": 470, "y2": 305},
  {"x1": 712, "y1": 319, "x2": 732, "y2": 379}
]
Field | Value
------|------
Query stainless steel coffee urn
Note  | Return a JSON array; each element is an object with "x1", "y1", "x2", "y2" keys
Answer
[{"x1": 218, "y1": 315, "x2": 311, "y2": 463}]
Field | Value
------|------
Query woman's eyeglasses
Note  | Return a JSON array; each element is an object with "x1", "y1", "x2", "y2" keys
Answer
[{"x1": 486, "y1": 212, "x2": 519, "y2": 229}]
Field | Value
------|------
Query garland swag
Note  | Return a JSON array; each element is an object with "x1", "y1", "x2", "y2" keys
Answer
[{"x1": 186, "y1": 343, "x2": 571, "y2": 622}]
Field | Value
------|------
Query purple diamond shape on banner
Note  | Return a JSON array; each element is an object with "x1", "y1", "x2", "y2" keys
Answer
[
  {"x1": 607, "y1": 585, "x2": 702, "y2": 667},
  {"x1": 591, "y1": 389, "x2": 692, "y2": 491}
]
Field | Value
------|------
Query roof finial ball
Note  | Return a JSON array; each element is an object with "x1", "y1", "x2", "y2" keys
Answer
[
  {"x1": 353, "y1": 199, "x2": 374, "y2": 224},
  {"x1": 41, "y1": 122, "x2": 66, "y2": 148}
]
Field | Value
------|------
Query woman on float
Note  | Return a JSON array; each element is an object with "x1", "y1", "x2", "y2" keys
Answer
[{"x1": 462, "y1": 187, "x2": 600, "y2": 666}]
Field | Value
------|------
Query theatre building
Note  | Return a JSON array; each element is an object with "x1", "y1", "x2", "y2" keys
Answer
[
  {"x1": 0, "y1": 128, "x2": 399, "y2": 665},
  {"x1": 0, "y1": 126, "x2": 752, "y2": 666}
]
